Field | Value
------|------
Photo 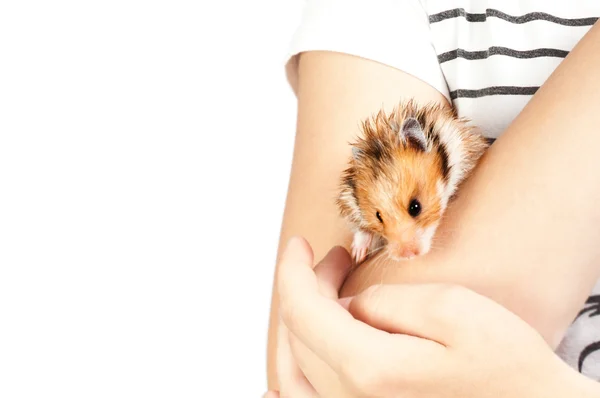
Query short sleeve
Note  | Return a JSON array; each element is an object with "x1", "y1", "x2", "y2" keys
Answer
[{"x1": 284, "y1": 0, "x2": 450, "y2": 102}]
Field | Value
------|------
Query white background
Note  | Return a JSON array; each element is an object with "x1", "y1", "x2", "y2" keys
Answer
[{"x1": 1, "y1": 1, "x2": 302, "y2": 396}]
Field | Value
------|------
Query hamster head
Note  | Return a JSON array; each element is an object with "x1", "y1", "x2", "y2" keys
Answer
[
  {"x1": 338, "y1": 106, "x2": 452, "y2": 261},
  {"x1": 353, "y1": 148, "x2": 444, "y2": 260}
]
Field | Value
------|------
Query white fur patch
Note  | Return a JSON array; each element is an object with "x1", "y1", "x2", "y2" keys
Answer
[
  {"x1": 353, "y1": 229, "x2": 372, "y2": 247},
  {"x1": 418, "y1": 222, "x2": 439, "y2": 255},
  {"x1": 352, "y1": 229, "x2": 375, "y2": 263},
  {"x1": 436, "y1": 179, "x2": 447, "y2": 210},
  {"x1": 339, "y1": 189, "x2": 363, "y2": 226},
  {"x1": 435, "y1": 118, "x2": 466, "y2": 199}
]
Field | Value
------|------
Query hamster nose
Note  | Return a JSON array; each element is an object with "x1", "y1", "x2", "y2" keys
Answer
[
  {"x1": 389, "y1": 242, "x2": 420, "y2": 259},
  {"x1": 399, "y1": 246, "x2": 420, "y2": 258}
]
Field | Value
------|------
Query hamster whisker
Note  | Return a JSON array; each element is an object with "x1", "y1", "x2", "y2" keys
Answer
[
  {"x1": 365, "y1": 245, "x2": 385, "y2": 258},
  {"x1": 356, "y1": 252, "x2": 386, "y2": 293}
]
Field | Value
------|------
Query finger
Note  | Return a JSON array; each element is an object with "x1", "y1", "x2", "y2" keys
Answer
[
  {"x1": 312, "y1": 245, "x2": 352, "y2": 299},
  {"x1": 277, "y1": 237, "x2": 396, "y2": 375},
  {"x1": 263, "y1": 392, "x2": 280, "y2": 398},
  {"x1": 276, "y1": 312, "x2": 318, "y2": 398},
  {"x1": 348, "y1": 283, "x2": 506, "y2": 346}
]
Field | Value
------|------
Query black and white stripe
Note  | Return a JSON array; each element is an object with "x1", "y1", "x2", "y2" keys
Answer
[
  {"x1": 449, "y1": 86, "x2": 539, "y2": 100},
  {"x1": 428, "y1": 8, "x2": 598, "y2": 104},
  {"x1": 556, "y1": 286, "x2": 600, "y2": 380},
  {"x1": 429, "y1": 8, "x2": 598, "y2": 26},
  {"x1": 438, "y1": 47, "x2": 568, "y2": 64}
]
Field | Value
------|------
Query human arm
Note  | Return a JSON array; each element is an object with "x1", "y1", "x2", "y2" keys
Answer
[
  {"x1": 341, "y1": 19, "x2": 600, "y2": 346},
  {"x1": 266, "y1": 49, "x2": 449, "y2": 390},
  {"x1": 267, "y1": 16, "x2": 600, "y2": 393},
  {"x1": 279, "y1": 19, "x2": 600, "y2": 396},
  {"x1": 270, "y1": 237, "x2": 600, "y2": 398}
]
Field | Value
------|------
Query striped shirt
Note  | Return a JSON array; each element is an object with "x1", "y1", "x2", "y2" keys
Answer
[{"x1": 285, "y1": 0, "x2": 600, "y2": 381}]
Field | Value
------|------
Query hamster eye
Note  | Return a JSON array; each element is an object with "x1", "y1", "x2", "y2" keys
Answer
[
  {"x1": 408, "y1": 199, "x2": 421, "y2": 218},
  {"x1": 376, "y1": 211, "x2": 383, "y2": 223}
]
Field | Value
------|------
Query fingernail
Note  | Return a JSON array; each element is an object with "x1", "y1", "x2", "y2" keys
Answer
[
  {"x1": 282, "y1": 236, "x2": 313, "y2": 265},
  {"x1": 285, "y1": 236, "x2": 302, "y2": 251},
  {"x1": 338, "y1": 296, "x2": 354, "y2": 310},
  {"x1": 284, "y1": 236, "x2": 307, "y2": 257}
]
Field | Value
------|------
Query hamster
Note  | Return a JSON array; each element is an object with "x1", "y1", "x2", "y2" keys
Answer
[{"x1": 336, "y1": 99, "x2": 490, "y2": 265}]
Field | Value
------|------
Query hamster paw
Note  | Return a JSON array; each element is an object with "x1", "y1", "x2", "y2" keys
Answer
[{"x1": 351, "y1": 231, "x2": 373, "y2": 265}]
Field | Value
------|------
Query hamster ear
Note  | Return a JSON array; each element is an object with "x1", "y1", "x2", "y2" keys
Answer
[{"x1": 400, "y1": 117, "x2": 428, "y2": 152}]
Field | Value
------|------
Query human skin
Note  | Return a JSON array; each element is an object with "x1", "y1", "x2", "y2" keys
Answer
[
  {"x1": 268, "y1": 237, "x2": 600, "y2": 398},
  {"x1": 266, "y1": 21, "x2": 600, "y2": 392},
  {"x1": 267, "y1": 49, "x2": 452, "y2": 392}
]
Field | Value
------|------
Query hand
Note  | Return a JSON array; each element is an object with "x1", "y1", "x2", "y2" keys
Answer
[{"x1": 266, "y1": 237, "x2": 598, "y2": 398}]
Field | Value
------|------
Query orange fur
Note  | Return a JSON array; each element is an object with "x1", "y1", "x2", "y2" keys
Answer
[
  {"x1": 354, "y1": 146, "x2": 443, "y2": 235},
  {"x1": 337, "y1": 99, "x2": 490, "y2": 262}
]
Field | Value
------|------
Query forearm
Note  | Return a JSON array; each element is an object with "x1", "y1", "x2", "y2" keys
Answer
[
  {"x1": 342, "y1": 21, "x2": 600, "y2": 348},
  {"x1": 550, "y1": 365, "x2": 600, "y2": 398},
  {"x1": 266, "y1": 51, "x2": 448, "y2": 390}
]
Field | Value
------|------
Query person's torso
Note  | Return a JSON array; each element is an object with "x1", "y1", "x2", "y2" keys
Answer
[{"x1": 421, "y1": 0, "x2": 599, "y2": 138}]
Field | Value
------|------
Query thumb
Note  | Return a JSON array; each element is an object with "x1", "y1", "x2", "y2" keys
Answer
[
  {"x1": 277, "y1": 236, "x2": 314, "y2": 293},
  {"x1": 263, "y1": 391, "x2": 280, "y2": 398}
]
